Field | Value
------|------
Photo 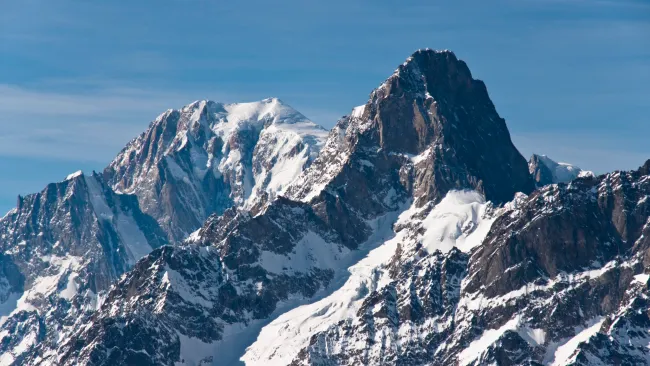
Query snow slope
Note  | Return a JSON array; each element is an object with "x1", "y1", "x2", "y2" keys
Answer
[{"x1": 243, "y1": 190, "x2": 496, "y2": 365}]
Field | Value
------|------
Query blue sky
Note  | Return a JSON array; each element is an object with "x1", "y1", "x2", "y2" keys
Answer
[{"x1": 0, "y1": 0, "x2": 649, "y2": 214}]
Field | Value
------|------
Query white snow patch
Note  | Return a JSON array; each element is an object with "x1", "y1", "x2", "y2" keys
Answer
[
  {"x1": 246, "y1": 120, "x2": 326, "y2": 206},
  {"x1": 0, "y1": 352, "x2": 14, "y2": 365},
  {"x1": 578, "y1": 170, "x2": 595, "y2": 178},
  {"x1": 115, "y1": 212, "x2": 153, "y2": 264},
  {"x1": 12, "y1": 330, "x2": 37, "y2": 356},
  {"x1": 175, "y1": 333, "x2": 219, "y2": 366},
  {"x1": 633, "y1": 273, "x2": 650, "y2": 284},
  {"x1": 0, "y1": 255, "x2": 83, "y2": 329},
  {"x1": 419, "y1": 190, "x2": 494, "y2": 253},
  {"x1": 351, "y1": 105, "x2": 365, "y2": 118},
  {"x1": 165, "y1": 156, "x2": 191, "y2": 184},
  {"x1": 410, "y1": 146, "x2": 432, "y2": 164},
  {"x1": 259, "y1": 231, "x2": 349, "y2": 274},
  {"x1": 458, "y1": 317, "x2": 521, "y2": 365},
  {"x1": 59, "y1": 273, "x2": 79, "y2": 300},
  {"x1": 548, "y1": 317, "x2": 605, "y2": 366},
  {"x1": 65, "y1": 170, "x2": 83, "y2": 181},
  {"x1": 211, "y1": 98, "x2": 313, "y2": 143},
  {"x1": 457, "y1": 318, "x2": 546, "y2": 365},
  {"x1": 86, "y1": 174, "x2": 152, "y2": 263},
  {"x1": 85, "y1": 175, "x2": 114, "y2": 221},
  {"x1": 0, "y1": 330, "x2": 38, "y2": 365},
  {"x1": 186, "y1": 228, "x2": 202, "y2": 243},
  {"x1": 521, "y1": 327, "x2": 546, "y2": 346},
  {"x1": 242, "y1": 205, "x2": 408, "y2": 365},
  {"x1": 0, "y1": 292, "x2": 21, "y2": 326}
]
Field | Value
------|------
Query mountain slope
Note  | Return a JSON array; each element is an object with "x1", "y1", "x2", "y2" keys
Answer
[
  {"x1": 270, "y1": 161, "x2": 650, "y2": 366},
  {"x1": 0, "y1": 98, "x2": 326, "y2": 365},
  {"x1": 0, "y1": 172, "x2": 168, "y2": 364},
  {"x1": 46, "y1": 49, "x2": 536, "y2": 366}
]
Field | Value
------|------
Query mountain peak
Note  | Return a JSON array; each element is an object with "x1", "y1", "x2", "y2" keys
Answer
[
  {"x1": 105, "y1": 97, "x2": 328, "y2": 241},
  {"x1": 399, "y1": 49, "x2": 458, "y2": 70},
  {"x1": 345, "y1": 48, "x2": 534, "y2": 204},
  {"x1": 640, "y1": 158, "x2": 650, "y2": 176},
  {"x1": 401, "y1": 48, "x2": 458, "y2": 66},
  {"x1": 260, "y1": 96, "x2": 283, "y2": 104},
  {"x1": 377, "y1": 48, "x2": 473, "y2": 100},
  {"x1": 64, "y1": 170, "x2": 83, "y2": 181},
  {"x1": 528, "y1": 153, "x2": 591, "y2": 186}
]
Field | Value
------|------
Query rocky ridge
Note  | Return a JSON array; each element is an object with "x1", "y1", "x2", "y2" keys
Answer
[
  {"x1": 0, "y1": 172, "x2": 168, "y2": 365},
  {"x1": 269, "y1": 161, "x2": 650, "y2": 366},
  {"x1": 0, "y1": 99, "x2": 326, "y2": 365},
  {"x1": 45, "y1": 49, "x2": 537, "y2": 365}
]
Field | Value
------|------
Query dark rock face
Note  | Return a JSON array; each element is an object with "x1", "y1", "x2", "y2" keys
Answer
[
  {"x1": 0, "y1": 253, "x2": 24, "y2": 300},
  {"x1": 0, "y1": 172, "x2": 169, "y2": 292},
  {"x1": 565, "y1": 277, "x2": 650, "y2": 366},
  {"x1": 287, "y1": 49, "x2": 534, "y2": 208},
  {"x1": 376, "y1": 50, "x2": 534, "y2": 205},
  {"x1": 50, "y1": 244, "x2": 334, "y2": 366},
  {"x1": 466, "y1": 169, "x2": 650, "y2": 298},
  {"x1": 290, "y1": 249, "x2": 470, "y2": 366}
]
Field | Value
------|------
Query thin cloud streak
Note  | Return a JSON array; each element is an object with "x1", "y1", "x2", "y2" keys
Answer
[
  {"x1": 0, "y1": 83, "x2": 224, "y2": 162},
  {"x1": 0, "y1": 83, "x2": 341, "y2": 163}
]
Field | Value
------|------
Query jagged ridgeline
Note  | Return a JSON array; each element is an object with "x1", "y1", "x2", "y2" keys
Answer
[
  {"x1": 0, "y1": 98, "x2": 328, "y2": 365},
  {"x1": 0, "y1": 50, "x2": 648, "y2": 366}
]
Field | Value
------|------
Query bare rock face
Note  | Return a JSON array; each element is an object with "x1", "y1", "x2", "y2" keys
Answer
[
  {"x1": 0, "y1": 252, "x2": 24, "y2": 303},
  {"x1": 529, "y1": 154, "x2": 556, "y2": 187}
]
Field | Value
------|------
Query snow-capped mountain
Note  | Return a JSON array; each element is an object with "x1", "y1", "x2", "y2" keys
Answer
[
  {"x1": 43, "y1": 49, "x2": 539, "y2": 365},
  {"x1": 105, "y1": 98, "x2": 328, "y2": 242},
  {"x1": 259, "y1": 161, "x2": 650, "y2": 365},
  {"x1": 528, "y1": 154, "x2": 593, "y2": 186},
  {"x1": 0, "y1": 98, "x2": 326, "y2": 365},
  {"x1": 0, "y1": 172, "x2": 168, "y2": 364},
  {"x1": 2, "y1": 49, "x2": 650, "y2": 366}
]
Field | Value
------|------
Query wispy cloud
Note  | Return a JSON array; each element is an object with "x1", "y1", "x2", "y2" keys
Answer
[
  {"x1": 0, "y1": 81, "x2": 342, "y2": 163},
  {"x1": 0, "y1": 82, "x2": 220, "y2": 162},
  {"x1": 0, "y1": 84, "x2": 182, "y2": 117}
]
